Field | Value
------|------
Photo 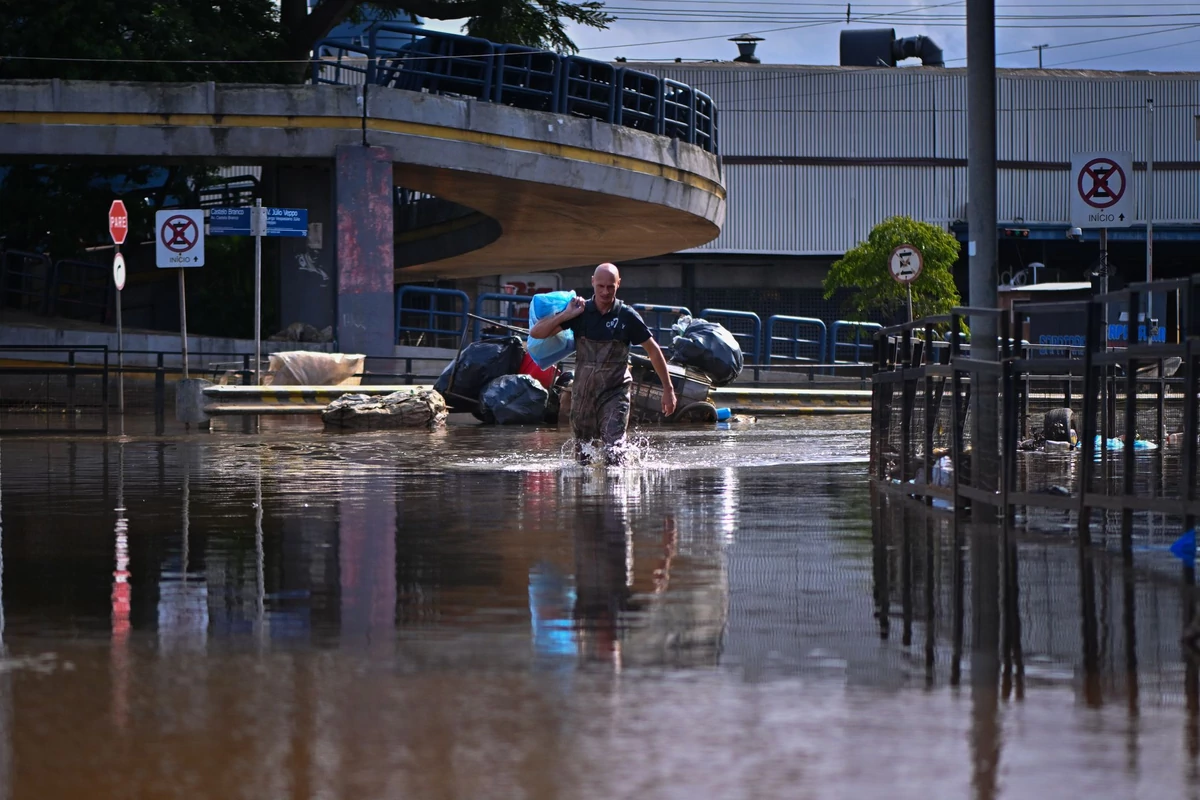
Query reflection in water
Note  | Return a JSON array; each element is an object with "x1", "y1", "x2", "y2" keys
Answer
[{"x1": 1, "y1": 419, "x2": 1200, "y2": 797}]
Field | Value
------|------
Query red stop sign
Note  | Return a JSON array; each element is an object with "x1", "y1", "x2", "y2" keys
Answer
[{"x1": 108, "y1": 200, "x2": 129, "y2": 245}]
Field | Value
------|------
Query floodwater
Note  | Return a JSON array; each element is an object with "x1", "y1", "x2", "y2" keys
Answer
[{"x1": 0, "y1": 415, "x2": 1197, "y2": 799}]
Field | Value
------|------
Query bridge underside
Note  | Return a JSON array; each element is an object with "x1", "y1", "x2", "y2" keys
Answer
[{"x1": 393, "y1": 162, "x2": 720, "y2": 279}]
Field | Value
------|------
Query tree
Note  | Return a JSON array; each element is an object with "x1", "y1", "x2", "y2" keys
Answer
[
  {"x1": 823, "y1": 216, "x2": 963, "y2": 323},
  {"x1": 280, "y1": 0, "x2": 613, "y2": 59},
  {"x1": 0, "y1": 0, "x2": 290, "y2": 83}
]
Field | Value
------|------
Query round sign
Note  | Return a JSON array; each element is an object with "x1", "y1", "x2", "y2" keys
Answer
[
  {"x1": 160, "y1": 215, "x2": 199, "y2": 253},
  {"x1": 889, "y1": 244, "x2": 923, "y2": 284},
  {"x1": 108, "y1": 199, "x2": 129, "y2": 245},
  {"x1": 1077, "y1": 157, "x2": 1126, "y2": 209},
  {"x1": 113, "y1": 252, "x2": 126, "y2": 292}
]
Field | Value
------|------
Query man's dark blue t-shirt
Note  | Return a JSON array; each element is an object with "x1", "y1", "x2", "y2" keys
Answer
[{"x1": 565, "y1": 300, "x2": 652, "y2": 346}]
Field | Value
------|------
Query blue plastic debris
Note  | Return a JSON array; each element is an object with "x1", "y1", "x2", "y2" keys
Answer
[
  {"x1": 716, "y1": 407, "x2": 732, "y2": 422},
  {"x1": 1170, "y1": 529, "x2": 1196, "y2": 568}
]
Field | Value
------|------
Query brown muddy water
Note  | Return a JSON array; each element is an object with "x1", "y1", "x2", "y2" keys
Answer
[{"x1": 0, "y1": 416, "x2": 1197, "y2": 799}]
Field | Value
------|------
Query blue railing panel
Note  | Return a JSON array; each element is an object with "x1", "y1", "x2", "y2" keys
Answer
[
  {"x1": 632, "y1": 304, "x2": 691, "y2": 347},
  {"x1": 394, "y1": 286, "x2": 471, "y2": 344},
  {"x1": 617, "y1": 68, "x2": 663, "y2": 134},
  {"x1": 312, "y1": 23, "x2": 718, "y2": 154},
  {"x1": 699, "y1": 308, "x2": 762, "y2": 364},
  {"x1": 765, "y1": 315, "x2": 827, "y2": 364},
  {"x1": 830, "y1": 320, "x2": 883, "y2": 363},
  {"x1": 494, "y1": 44, "x2": 560, "y2": 112},
  {"x1": 473, "y1": 292, "x2": 536, "y2": 339},
  {"x1": 663, "y1": 79, "x2": 696, "y2": 145}
]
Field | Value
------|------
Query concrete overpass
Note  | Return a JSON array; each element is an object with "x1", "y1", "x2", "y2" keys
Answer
[{"x1": 0, "y1": 78, "x2": 725, "y2": 355}]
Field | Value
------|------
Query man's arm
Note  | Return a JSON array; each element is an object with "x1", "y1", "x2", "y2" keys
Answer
[
  {"x1": 529, "y1": 296, "x2": 586, "y2": 339},
  {"x1": 642, "y1": 337, "x2": 677, "y2": 417}
]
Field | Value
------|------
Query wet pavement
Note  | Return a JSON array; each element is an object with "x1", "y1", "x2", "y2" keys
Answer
[{"x1": 0, "y1": 415, "x2": 1198, "y2": 798}]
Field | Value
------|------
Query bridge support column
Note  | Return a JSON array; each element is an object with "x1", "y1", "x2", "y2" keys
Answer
[{"x1": 335, "y1": 145, "x2": 395, "y2": 358}]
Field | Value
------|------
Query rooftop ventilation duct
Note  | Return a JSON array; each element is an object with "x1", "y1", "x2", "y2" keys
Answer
[
  {"x1": 839, "y1": 29, "x2": 945, "y2": 68},
  {"x1": 730, "y1": 34, "x2": 763, "y2": 64}
]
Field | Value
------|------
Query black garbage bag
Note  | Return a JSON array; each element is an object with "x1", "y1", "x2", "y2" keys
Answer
[
  {"x1": 669, "y1": 317, "x2": 743, "y2": 387},
  {"x1": 480, "y1": 374, "x2": 549, "y2": 425},
  {"x1": 434, "y1": 336, "x2": 525, "y2": 412}
]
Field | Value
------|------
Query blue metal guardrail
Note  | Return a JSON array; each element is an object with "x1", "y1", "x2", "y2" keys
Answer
[
  {"x1": 632, "y1": 304, "x2": 691, "y2": 347},
  {"x1": 700, "y1": 308, "x2": 762, "y2": 364},
  {"x1": 394, "y1": 285, "x2": 470, "y2": 344},
  {"x1": 473, "y1": 292, "x2": 535, "y2": 339},
  {"x1": 830, "y1": 320, "x2": 883, "y2": 364},
  {"x1": 765, "y1": 315, "x2": 827, "y2": 364},
  {"x1": 312, "y1": 23, "x2": 718, "y2": 155}
]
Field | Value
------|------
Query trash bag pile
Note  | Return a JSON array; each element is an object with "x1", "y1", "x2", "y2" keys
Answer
[
  {"x1": 480, "y1": 374, "x2": 549, "y2": 425},
  {"x1": 434, "y1": 336, "x2": 526, "y2": 413},
  {"x1": 436, "y1": 334, "x2": 566, "y2": 425},
  {"x1": 668, "y1": 315, "x2": 743, "y2": 387}
]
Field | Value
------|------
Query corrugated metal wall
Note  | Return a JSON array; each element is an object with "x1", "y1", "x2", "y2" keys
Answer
[{"x1": 638, "y1": 64, "x2": 1200, "y2": 255}]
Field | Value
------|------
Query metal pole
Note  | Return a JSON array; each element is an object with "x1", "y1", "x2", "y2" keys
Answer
[
  {"x1": 254, "y1": 198, "x2": 263, "y2": 386},
  {"x1": 1033, "y1": 44, "x2": 1048, "y2": 69},
  {"x1": 178, "y1": 269, "x2": 189, "y2": 380},
  {"x1": 1146, "y1": 97, "x2": 1155, "y2": 323},
  {"x1": 907, "y1": 282, "x2": 913, "y2": 323},
  {"x1": 115, "y1": 243, "x2": 124, "y2": 437},
  {"x1": 968, "y1": 0, "x2": 999, "y2": 506}
]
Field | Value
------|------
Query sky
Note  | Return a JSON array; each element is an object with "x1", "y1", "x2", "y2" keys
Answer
[{"x1": 421, "y1": 1, "x2": 1200, "y2": 71}]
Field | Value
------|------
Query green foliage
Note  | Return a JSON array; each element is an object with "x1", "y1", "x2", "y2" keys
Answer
[
  {"x1": 0, "y1": 0, "x2": 290, "y2": 83},
  {"x1": 823, "y1": 215, "x2": 963, "y2": 322},
  {"x1": 460, "y1": 0, "x2": 614, "y2": 53},
  {"x1": 0, "y1": 164, "x2": 202, "y2": 257}
]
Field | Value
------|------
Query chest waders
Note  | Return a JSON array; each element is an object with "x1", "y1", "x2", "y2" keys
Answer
[{"x1": 571, "y1": 334, "x2": 632, "y2": 465}]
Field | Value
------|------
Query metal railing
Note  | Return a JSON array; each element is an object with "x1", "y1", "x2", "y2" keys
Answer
[
  {"x1": 394, "y1": 285, "x2": 470, "y2": 347},
  {"x1": 312, "y1": 23, "x2": 719, "y2": 154},
  {"x1": 831, "y1": 320, "x2": 882, "y2": 364},
  {"x1": 765, "y1": 315, "x2": 827, "y2": 365},
  {"x1": 633, "y1": 303, "x2": 691, "y2": 347},
  {"x1": 473, "y1": 292, "x2": 534, "y2": 339},
  {"x1": 870, "y1": 276, "x2": 1200, "y2": 529}
]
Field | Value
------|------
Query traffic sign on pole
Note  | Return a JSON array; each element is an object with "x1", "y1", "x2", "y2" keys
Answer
[
  {"x1": 109, "y1": 200, "x2": 129, "y2": 245},
  {"x1": 889, "y1": 244, "x2": 923, "y2": 284},
  {"x1": 113, "y1": 252, "x2": 126, "y2": 291},
  {"x1": 889, "y1": 243, "x2": 923, "y2": 323},
  {"x1": 1071, "y1": 151, "x2": 1134, "y2": 228},
  {"x1": 155, "y1": 209, "x2": 205, "y2": 267}
]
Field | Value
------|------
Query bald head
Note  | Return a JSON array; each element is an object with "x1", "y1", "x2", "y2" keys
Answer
[
  {"x1": 591, "y1": 262, "x2": 621, "y2": 312},
  {"x1": 594, "y1": 262, "x2": 620, "y2": 281}
]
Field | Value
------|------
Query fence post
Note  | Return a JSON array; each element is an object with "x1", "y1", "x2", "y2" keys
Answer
[
  {"x1": 66, "y1": 350, "x2": 77, "y2": 429},
  {"x1": 101, "y1": 348, "x2": 110, "y2": 436},
  {"x1": 155, "y1": 353, "x2": 166, "y2": 436}
]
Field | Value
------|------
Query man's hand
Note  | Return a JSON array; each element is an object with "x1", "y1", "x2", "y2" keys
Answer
[
  {"x1": 562, "y1": 296, "x2": 586, "y2": 319},
  {"x1": 661, "y1": 384, "x2": 677, "y2": 417}
]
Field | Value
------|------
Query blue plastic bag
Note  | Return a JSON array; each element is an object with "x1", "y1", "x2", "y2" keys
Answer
[{"x1": 526, "y1": 290, "x2": 577, "y2": 369}]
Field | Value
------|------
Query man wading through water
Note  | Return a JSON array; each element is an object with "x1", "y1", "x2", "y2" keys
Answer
[{"x1": 530, "y1": 263, "x2": 677, "y2": 464}]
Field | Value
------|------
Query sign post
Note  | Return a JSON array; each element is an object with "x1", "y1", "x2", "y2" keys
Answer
[
  {"x1": 209, "y1": 204, "x2": 308, "y2": 384},
  {"x1": 1071, "y1": 151, "x2": 1134, "y2": 345},
  {"x1": 889, "y1": 243, "x2": 924, "y2": 322},
  {"x1": 155, "y1": 209, "x2": 206, "y2": 380},
  {"x1": 108, "y1": 200, "x2": 129, "y2": 430}
]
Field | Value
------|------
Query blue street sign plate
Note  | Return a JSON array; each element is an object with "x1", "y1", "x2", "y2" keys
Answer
[
  {"x1": 209, "y1": 207, "x2": 308, "y2": 237},
  {"x1": 265, "y1": 207, "x2": 308, "y2": 237},
  {"x1": 208, "y1": 207, "x2": 252, "y2": 236}
]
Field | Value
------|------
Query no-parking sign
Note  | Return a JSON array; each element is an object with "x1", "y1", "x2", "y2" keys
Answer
[{"x1": 155, "y1": 209, "x2": 206, "y2": 267}]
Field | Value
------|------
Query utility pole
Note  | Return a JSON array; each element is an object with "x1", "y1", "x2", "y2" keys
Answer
[
  {"x1": 1146, "y1": 97, "x2": 1155, "y2": 327},
  {"x1": 968, "y1": 0, "x2": 999, "y2": 504},
  {"x1": 1032, "y1": 44, "x2": 1048, "y2": 69}
]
